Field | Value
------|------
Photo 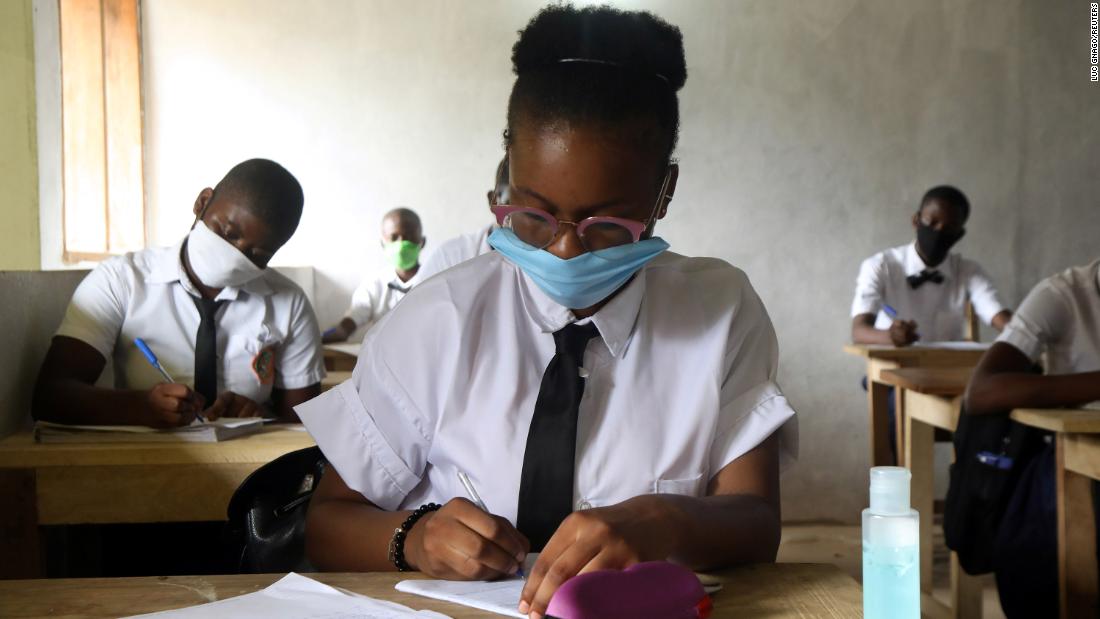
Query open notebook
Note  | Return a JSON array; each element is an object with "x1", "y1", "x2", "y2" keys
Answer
[{"x1": 34, "y1": 417, "x2": 265, "y2": 443}]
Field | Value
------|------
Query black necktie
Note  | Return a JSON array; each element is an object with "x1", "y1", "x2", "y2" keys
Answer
[
  {"x1": 192, "y1": 296, "x2": 225, "y2": 408},
  {"x1": 907, "y1": 269, "x2": 945, "y2": 289},
  {"x1": 516, "y1": 322, "x2": 600, "y2": 551}
]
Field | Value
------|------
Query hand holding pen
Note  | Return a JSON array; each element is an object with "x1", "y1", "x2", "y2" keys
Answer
[
  {"x1": 135, "y1": 338, "x2": 206, "y2": 427},
  {"x1": 882, "y1": 305, "x2": 920, "y2": 347}
]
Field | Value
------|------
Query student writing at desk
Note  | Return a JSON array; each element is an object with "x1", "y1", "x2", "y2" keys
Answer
[
  {"x1": 322, "y1": 208, "x2": 427, "y2": 343},
  {"x1": 965, "y1": 259, "x2": 1100, "y2": 615},
  {"x1": 298, "y1": 7, "x2": 797, "y2": 619},
  {"x1": 849, "y1": 186, "x2": 1013, "y2": 457},
  {"x1": 33, "y1": 159, "x2": 325, "y2": 427}
]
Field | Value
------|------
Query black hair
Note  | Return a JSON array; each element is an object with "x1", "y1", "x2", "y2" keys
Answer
[
  {"x1": 920, "y1": 185, "x2": 970, "y2": 222},
  {"x1": 505, "y1": 4, "x2": 687, "y2": 167},
  {"x1": 213, "y1": 159, "x2": 304, "y2": 238},
  {"x1": 383, "y1": 207, "x2": 422, "y2": 236}
]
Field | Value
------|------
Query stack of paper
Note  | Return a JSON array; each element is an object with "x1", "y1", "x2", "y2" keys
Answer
[
  {"x1": 34, "y1": 417, "x2": 266, "y2": 443},
  {"x1": 126, "y1": 572, "x2": 450, "y2": 618}
]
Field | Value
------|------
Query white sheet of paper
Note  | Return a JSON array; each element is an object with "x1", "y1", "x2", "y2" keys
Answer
[
  {"x1": 125, "y1": 572, "x2": 450, "y2": 619},
  {"x1": 394, "y1": 554, "x2": 538, "y2": 618},
  {"x1": 909, "y1": 341, "x2": 990, "y2": 351},
  {"x1": 394, "y1": 579, "x2": 524, "y2": 619}
]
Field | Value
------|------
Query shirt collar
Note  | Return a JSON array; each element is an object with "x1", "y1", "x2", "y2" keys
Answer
[
  {"x1": 904, "y1": 241, "x2": 956, "y2": 279},
  {"x1": 143, "y1": 237, "x2": 274, "y2": 300},
  {"x1": 510, "y1": 257, "x2": 648, "y2": 359}
]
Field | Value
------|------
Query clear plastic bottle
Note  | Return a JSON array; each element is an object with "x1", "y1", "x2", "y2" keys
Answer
[{"x1": 862, "y1": 466, "x2": 920, "y2": 619}]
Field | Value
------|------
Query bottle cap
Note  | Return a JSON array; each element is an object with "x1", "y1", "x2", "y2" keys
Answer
[{"x1": 869, "y1": 466, "x2": 911, "y2": 515}]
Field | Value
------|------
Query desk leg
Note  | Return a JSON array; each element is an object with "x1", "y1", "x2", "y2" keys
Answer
[
  {"x1": 950, "y1": 552, "x2": 983, "y2": 618},
  {"x1": 1058, "y1": 435, "x2": 1099, "y2": 619},
  {"x1": 870, "y1": 380, "x2": 894, "y2": 467},
  {"x1": 905, "y1": 402, "x2": 934, "y2": 598},
  {"x1": 0, "y1": 468, "x2": 42, "y2": 579}
]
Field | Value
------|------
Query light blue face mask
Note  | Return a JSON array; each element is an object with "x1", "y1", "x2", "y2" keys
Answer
[{"x1": 488, "y1": 227, "x2": 669, "y2": 310}]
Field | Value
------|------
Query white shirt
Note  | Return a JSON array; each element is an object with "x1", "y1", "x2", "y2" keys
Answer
[
  {"x1": 344, "y1": 268, "x2": 424, "y2": 332},
  {"x1": 850, "y1": 242, "x2": 1008, "y2": 341},
  {"x1": 997, "y1": 260, "x2": 1100, "y2": 375},
  {"x1": 416, "y1": 225, "x2": 495, "y2": 281},
  {"x1": 56, "y1": 239, "x2": 326, "y2": 404},
  {"x1": 297, "y1": 250, "x2": 798, "y2": 519}
]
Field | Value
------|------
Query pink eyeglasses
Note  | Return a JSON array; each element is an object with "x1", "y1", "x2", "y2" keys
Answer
[{"x1": 490, "y1": 170, "x2": 672, "y2": 255}]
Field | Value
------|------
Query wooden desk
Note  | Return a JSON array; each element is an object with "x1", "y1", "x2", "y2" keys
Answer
[
  {"x1": 1011, "y1": 408, "x2": 1100, "y2": 619},
  {"x1": 0, "y1": 428, "x2": 315, "y2": 579},
  {"x1": 883, "y1": 374, "x2": 982, "y2": 619},
  {"x1": 323, "y1": 343, "x2": 360, "y2": 372},
  {"x1": 0, "y1": 563, "x2": 862, "y2": 618},
  {"x1": 321, "y1": 370, "x2": 352, "y2": 392},
  {"x1": 845, "y1": 344, "x2": 987, "y2": 467}
]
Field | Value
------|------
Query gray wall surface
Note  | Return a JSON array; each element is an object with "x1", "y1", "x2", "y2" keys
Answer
[{"x1": 136, "y1": 0, "x2": 1099, "y2": 522}]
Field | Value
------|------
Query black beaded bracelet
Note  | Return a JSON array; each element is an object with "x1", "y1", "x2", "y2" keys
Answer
[{"x1": 387, "y1": 502, "x2": 441, "y2": 571}]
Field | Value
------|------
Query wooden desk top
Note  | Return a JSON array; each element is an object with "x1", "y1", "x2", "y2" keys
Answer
[
  {"x1": 1011, "y1": 408, "x2": 1100, "y2": 434},
  {"x1": 321, "y1": 370, "x2": 352, "y2": 392},
  {"x1": 0, "y1": 563, "x2": 862, "y2": 618},
  {"x1": 878, "y1": 367, "x2": 973, "y2": 396},
  {"x1": 0, "y1": 427, "x2": 314, "y2": 469},
  {"x1": 843, "y1": 343, "x2": 989, "y2": 360},
  {"x1": 323, "y1": 343, "x2": 360, "y2": 358}
]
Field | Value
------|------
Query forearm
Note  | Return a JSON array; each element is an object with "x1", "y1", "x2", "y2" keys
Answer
[
  {"x1": 32, "y1": 379, "x2": 149, "y2": 425},
  {"x1": 305, "y1": 497, "x2": 413, "y2": 571},
  {"x1": 658, "y1": 493, "x2": 781, "y2": 570},
  {"x1": 852, "y1": 322, "x2": 894, "y2": 346},
  {"x1": 966, "y1": 371, "x2": 1100, "y2": 415},
  {"x1": 322, "y1": 318, "x2": 358, "y2": 344}
]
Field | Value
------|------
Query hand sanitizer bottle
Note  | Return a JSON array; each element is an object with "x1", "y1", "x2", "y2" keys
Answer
[{"x1": 862, "y1": 466, "x2": 919, "y2": 619}]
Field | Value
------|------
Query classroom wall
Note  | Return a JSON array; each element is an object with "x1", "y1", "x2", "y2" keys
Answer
[
  {"x1": 139, "y1": 0, "x2": 1100, "y2": 522},
  {"x1": 0, "y1": 0, "x2": 41, "y2": 271}
]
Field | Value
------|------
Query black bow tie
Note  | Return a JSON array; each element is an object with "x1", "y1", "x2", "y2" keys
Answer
[
  {"x1": 387, "y1": 282, "x2": 411, "y2": 294},
  {"x1": 907, "y1": 269, "x2": 945, "y2": 289}
]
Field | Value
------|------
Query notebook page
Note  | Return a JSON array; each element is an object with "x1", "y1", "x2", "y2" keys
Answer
[
  {"x1": 394, "y1": 579, "x2": 525, "y2": 618},
  {"x1": 126, "y1": 572, "x2": 449, "y2": 619}
]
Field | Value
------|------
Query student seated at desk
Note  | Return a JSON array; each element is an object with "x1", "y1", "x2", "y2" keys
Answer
[
  {"x1": 965, "y1": 259, "x2": 1100, "y2": 616},
  {"x1": 415, "y1": 158, "x2": 506, "y2": 281},
  {"x1": 33, "y1": 159, "x2": 324, "y2": 427},
  {"x1": 322, "y1": 208, "x2": 426, "y2": 343},
  {"x1": 298, "y1": 6, "x2": 797, "y2": 619},
  {"x1": 850, "y1": 185, "x2": 1012, "y2": 347}
]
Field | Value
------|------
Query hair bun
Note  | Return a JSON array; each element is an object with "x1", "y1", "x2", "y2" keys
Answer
[{"x1": 512, "y1": 5, "x2": 687, "y2": 92}]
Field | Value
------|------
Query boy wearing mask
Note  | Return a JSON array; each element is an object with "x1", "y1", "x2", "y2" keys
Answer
[
  {"x1": 34, "y1": 159, "x2": 324, "y2": 426},
  {"x1": 323, "y1": 208, "x2": 426, "y2": 343},
  {"x1": 850, "y1": 185, "x2": 1012, "y2": 346}
]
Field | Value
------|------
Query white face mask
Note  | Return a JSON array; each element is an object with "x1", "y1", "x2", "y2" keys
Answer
[{"x1": 186, "y1": 220, "x2": 264, "y2": 288}]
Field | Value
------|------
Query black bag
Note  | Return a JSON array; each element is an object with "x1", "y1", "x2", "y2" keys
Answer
[
  {"x1": 224, "y1": 446, "x2": 326, "y2": 573},
  {"x1": 943, "y1": 407, "x2": 1048, "y2": 575},
  {"x1": 991, "y1": 444, "x2": 1058, "y2": 618}
]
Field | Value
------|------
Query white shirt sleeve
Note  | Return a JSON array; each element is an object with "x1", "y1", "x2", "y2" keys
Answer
[
  {"x1": 295, "y1": 330, "x2": 431, "y2": 510},
  {"x1": 710, "y1": 272, "x2": 798, "y2": 474},
  {"x1": 274, "y1": 292, "x2": 326, "y2": 389},
  {"x1": 54, "y1": 260, "x2": 130, "y2": 359},
  {"x1": 851, "y1": 254, "x2": 886, "y2": 318},
  {"x1": 996, "y1": 279, "x2": 1071, "y2": 362},
  {"x1": 961, "y1": 259, "x2": 1008, "y2": 325},
  {"x1": 344, "y1": 279, "x2": 379, "y2": 328}
]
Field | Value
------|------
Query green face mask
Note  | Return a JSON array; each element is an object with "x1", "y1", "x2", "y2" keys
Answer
[{"x1": 384, "y1": 239, "x2": 421, "y2": 271}]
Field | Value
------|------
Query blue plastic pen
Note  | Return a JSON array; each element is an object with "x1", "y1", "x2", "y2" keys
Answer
[
  {"x1": 135, "y1": 338, "x2": 205, "y2": 422},
  {"x1": 882, "y1": 304, "x2": 899, "y2": 320}
]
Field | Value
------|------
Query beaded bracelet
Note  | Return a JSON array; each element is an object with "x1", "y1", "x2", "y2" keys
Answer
[{"x1": 388, "y1": 502, "x2": 441, "y2": 571}]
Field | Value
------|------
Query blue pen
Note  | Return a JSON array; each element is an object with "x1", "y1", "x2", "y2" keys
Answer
[
  {"x1": 457, "y1": 470, "x2": 525, "y2": 578},
  {"x1": 135, "y1": 338, "x2": 205, "y2": 422},
  {"x1": 882, "y1": 304, "x2": 899, "y2": 320}
]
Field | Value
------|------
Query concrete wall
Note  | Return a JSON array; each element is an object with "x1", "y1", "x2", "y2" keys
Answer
[
  {"x1": 60, "y1": 0, "x2": 1100, "y2": 521},
  {"x1": 0, "y1": 0, "x2": 41, "y2": 270}
]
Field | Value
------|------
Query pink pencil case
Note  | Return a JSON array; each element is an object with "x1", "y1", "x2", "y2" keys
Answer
[{"x1": 545, "y1": 561, "x2": 713, "y2": 619}]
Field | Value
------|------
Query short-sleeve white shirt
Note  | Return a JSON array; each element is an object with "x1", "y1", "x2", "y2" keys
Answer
[
  {"x1": 416, "y1": 224, "x2": 495, "y2": 282},
  {"x1": 297, "y1": 250, "x2": 798, "y2": 519},
  {"x1": 996, "y1": 260, "x2": 1100, "y2": 375},
  {"x1": 55, "y1": 239, "x2": 326, "y2": 404},
  {"x1": 344, "y1": 268, "x2": 423, "y2": 333},
  {"x1": 850, "y1": 242, "x2": 1008, "y2": 341}
]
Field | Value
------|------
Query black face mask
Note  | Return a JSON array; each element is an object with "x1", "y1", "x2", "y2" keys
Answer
[{"x1": 916, "y1": 223, "x2": 965, "y2": 267}]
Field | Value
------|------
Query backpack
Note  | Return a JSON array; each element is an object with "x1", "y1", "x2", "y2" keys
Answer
[
  {"x1": 223, "y1": 446, "x2": 326, "y2": 573},
  {"x1": 943, "y1": 407, "x2": 1049, "y2": 575}
]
